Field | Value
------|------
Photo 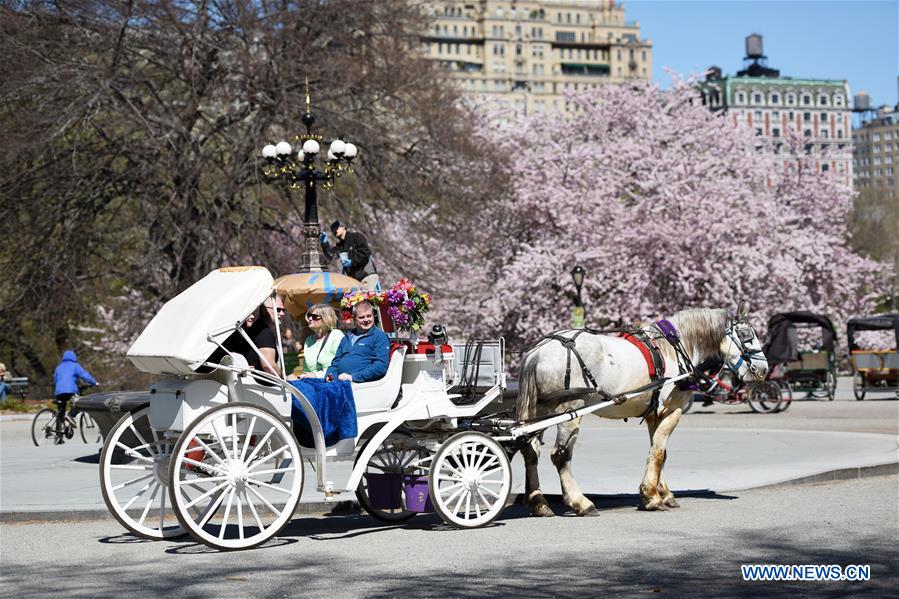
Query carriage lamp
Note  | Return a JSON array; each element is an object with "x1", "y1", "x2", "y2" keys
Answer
[{"x1": 260, "y1": 79, "x2": 359, "y2": 272}]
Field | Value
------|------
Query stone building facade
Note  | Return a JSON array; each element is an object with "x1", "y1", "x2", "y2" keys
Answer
[
  {"x1": 700, "y1": 38, "x2": 853, "y2": 185},
  {"x1": 420, "y1": 0, "x2": 652, "y2": 113},
  {"x1": 853, "y1": 108, "x2": 899, "y2": 197}
]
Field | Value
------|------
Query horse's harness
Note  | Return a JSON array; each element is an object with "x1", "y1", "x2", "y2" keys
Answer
[{"x1": 533, "y1": 318, "x2": 761, "y2": 420}]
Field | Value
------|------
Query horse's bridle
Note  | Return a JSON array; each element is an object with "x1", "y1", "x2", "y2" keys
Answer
[{"x1": 724, "y1": 320, "x2": 767, "y2": 379}]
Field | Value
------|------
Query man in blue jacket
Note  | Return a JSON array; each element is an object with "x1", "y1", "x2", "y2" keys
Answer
[
  {"x1": 53, "y1": 350, "x2": 98, "y2": 439},
  {"x1": 326, "y1": 302, "x2": 389, "y2": 383}
]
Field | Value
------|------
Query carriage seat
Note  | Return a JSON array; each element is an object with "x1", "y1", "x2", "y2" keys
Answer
[{"x1": 351, "y1": 346, "x2": 406, "y2": 414}]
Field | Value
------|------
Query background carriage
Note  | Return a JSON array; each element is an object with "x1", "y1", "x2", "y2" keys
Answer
[
  {"x1": 763, "y1": 311, "x2": 838, "y2": 404},
  {"x1": 847, "y1": 314, "x2": 899, "y2": 400},
  {"x1": 99, "y1": 266, "x2": 512, "y2": 550}
]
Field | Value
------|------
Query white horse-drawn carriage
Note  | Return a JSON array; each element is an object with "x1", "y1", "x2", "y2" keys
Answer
[
  {"x1": 100, "y1": 267, "x2": 768, "y2": 550},
  {"x1": 99, "y1": 266, "x2": 511, "y2": 550}
]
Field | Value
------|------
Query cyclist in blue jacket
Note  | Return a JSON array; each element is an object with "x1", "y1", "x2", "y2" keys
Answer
[{"x1": 53, "y1": 350, "x2": 98, "y2": 438}]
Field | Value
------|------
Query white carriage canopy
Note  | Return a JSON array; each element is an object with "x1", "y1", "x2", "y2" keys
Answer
[{"x1": 127, "y1": 266, "x2": 275, "y2": 375}]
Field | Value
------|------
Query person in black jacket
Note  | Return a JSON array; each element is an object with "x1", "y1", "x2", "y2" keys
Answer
[{"x1": 320, "y1": 220, "x2": 381, "y2": 290}]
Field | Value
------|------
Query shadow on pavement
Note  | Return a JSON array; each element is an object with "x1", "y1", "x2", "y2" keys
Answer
[{"x1": 9, "y1": 528, "x2": 895, "y2": 597}]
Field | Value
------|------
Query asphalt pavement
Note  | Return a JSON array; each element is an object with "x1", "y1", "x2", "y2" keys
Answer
[{"x1": 1, "y1": 376, "x2": 896, "y2": 523}]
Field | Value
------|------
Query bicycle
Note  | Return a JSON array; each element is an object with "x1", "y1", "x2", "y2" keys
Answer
[
  {"x1": 684, "y1": 365, "x2": 789, "y2": 414},
  {"x1": 31, "y1": 396, "x2": 103, "y2": 446}
]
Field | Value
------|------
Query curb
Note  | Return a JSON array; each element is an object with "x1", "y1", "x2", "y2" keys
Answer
[
  {"x1": 0, "y1": 415, "x2": 37, "y2": 422},
  {"x1": 747, "y1": 460, "x2": 899, "y2": 490},
  {"x1": 2, "y1": 461, "x2": 896, "y2": 525}
]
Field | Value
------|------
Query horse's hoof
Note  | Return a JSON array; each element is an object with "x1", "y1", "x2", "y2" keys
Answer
[
  {"x1": 532, "y1": 503, "x2": 556, "y2": 517},
  {"x1": 663, "y1": 496, "x2": 680, "y2": 509},
  {"x1": 576, "y1": 504, "x2": 600, "y2": 517},
  {"x1": 641, "y1": 497, "x2": 670, "y2": 511}
]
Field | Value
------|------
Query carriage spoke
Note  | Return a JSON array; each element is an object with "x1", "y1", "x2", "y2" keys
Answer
[
  {"x1": 121, "y1": 480, "x2": 155, "y2": 511},
  {"x1": 476, "y1": 488, "x2": 493, "y2": 508},
  {"x1": 472, "y1": 445, "x2": 490, "y2": 470},
  {"x1": 243, "y1": 428, "x2": 276, "y2": 465},
  {"x1": 193, "y1": 436, "x2": 228, "y2": 468},
  {"x1": 472, "y1": 492, "x2": 482, "y2": 519},
  {"x1": 184, "y1": 480, "x2": 230, "y2": 509},
  {"x1": 246, "y1": 484, "x2": 282, "y2": 518},
  {"x1": 464, "y1": 492, "x2": 472, "y2": 519},
  {"x1": 210, "y1": 419, "x2": 232, "y2": 462},
  {"x1": 240, "y1": 416, "x2": 257, "y2": 462},
  {"x1": 110, "y1": 463, "x2": 153, "y2": 471},
  {"x1": 112, "y1": 472, "x2": 154, "y2": 492},
  {"x1": 478, "y1": 484, "x2": 501, "y2": 499},
  {"x1": 115, "y1": 443, "x2": 155, "y2": 464},
  {"x1": 243, "y1": 489, "x2": 265, "y2": 531},
  {"x1": 236, "y1": 491, "x2": 245, "y2": 540},
  {"x1": 197, "y1": 488, "x2": 229, "y2": 528},
  {"x1": 158, "y1": 490, "x2": 167, "y2": 532},
  {"x1": 249, "y1": 467, "x2": 295, "y2": 477},
  {"x1": 247, "y1": 478, "x2": 294, "y2": 495},
  {"x1": 452, "y1": 489, "x2": 469, "y2": 515},
  {"x1": 181, "y1": 457, "x2": 228, "y2": 476},
  {"x1": 127, "y1": 424, "x2": 155, "y2": 457},
  {"x1": 218, "y1": 488, "x2": 237, "y2": 540},
  {"x1": 247, "y1": 445, "x2": 290, "y2": 472},
  {"x1": 137, "y1": 483, "x2": 160, "y2": 527},
  {"x1": 231, "y1": 413, "x2": 240, "y2": 457}
]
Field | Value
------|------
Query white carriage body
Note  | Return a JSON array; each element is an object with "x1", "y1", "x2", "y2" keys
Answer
[{"x1": 106, "y1": 266, "x2": 511, "y2": 547}]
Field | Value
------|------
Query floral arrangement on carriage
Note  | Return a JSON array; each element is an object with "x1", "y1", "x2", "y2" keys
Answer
[{"x1": 340, "y1": 279, "x2": 432, "y2": 333}]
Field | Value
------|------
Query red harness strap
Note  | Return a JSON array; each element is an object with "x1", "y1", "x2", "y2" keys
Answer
[{"x1": 619, "y1": 332, "x2": 663, "y2": 378}]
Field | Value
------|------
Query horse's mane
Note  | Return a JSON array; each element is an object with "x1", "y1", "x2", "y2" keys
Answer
[{"x1": 667, "y1": 308, "x2": 729, "y2": 358}]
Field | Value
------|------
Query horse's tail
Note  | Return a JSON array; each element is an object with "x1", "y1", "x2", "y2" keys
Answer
[{"x1": 515, "y1": 351, "x2": 539, "y2": 421}]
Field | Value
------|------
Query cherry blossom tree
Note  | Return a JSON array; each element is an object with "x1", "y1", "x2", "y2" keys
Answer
[{"x1": 375, "y1": 79, "x2": 888, "y2": 353}]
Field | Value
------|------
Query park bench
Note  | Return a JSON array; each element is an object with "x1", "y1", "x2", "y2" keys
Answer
[{"x1": 8, "y1": 376, "x2": 28, "y2": 399}]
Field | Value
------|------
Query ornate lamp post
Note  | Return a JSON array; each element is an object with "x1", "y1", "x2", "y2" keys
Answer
[
  {"x1": 570, "y1": 265, "x2": 586, "y2": 328},
  {"x1": 261, "y1": 81, "x2": 358, "y2": 272}
]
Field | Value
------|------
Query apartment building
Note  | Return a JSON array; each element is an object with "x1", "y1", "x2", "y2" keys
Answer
[
  {"x1": 853, "y1": 107, "x2": 899, "y2": 197},
  {"x1": 700, "y1": 35, "x2": 853, "y2": 184},
  {"x1": 420, "y1": 0, "x2": 652, "y2": 113}
]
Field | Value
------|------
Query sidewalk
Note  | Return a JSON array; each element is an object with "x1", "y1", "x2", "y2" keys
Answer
[{"x1": 2, "y1": 379, "x2": 897, "y2": 522}]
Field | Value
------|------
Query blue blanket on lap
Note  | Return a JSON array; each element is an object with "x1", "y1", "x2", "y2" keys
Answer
[{"x1": 289, "y1": 379, "x2": 357, "y2": 447}]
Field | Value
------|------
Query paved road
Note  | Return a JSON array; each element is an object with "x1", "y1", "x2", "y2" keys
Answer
[{"x1": 1, "y1": 475, "x2": 895, "y2": 597}]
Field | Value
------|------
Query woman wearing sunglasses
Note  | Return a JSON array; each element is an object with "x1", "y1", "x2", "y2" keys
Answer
[{"x1": 297, "y1": 304, "x2": 344, "y2": 379}]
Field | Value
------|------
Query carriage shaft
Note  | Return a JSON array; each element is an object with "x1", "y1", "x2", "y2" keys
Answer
[{"x1": 508, "y1": 373, "x2": 692, "y2": 439}]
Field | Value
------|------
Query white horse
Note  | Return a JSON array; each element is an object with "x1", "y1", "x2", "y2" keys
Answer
[{"x1": 515, "y1": 306, "x2": 768, "y2": 516}]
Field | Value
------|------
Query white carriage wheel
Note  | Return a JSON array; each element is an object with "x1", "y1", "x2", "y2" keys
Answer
[
  {"x1": 428, "y1": 432, "x2": 511, "y2": 529},
  {"x1": 99, "y1": 407, "x2": 186, "y2": 539},
  {"x1": 355, "y1": 432, "x2": 431, "y2": 523},
  {"x1": 168, "y1": 402, "x2": 303, "y2": 551}
]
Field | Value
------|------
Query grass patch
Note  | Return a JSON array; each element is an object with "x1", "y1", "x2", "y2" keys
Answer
[{"x1": 0, "y1": 398, "x2": 53, "y2": 414}]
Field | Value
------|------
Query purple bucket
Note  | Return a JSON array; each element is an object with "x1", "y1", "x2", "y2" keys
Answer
[
  {"x1": 364, "y1": 473, "x2": 403, "y2": 510},
  {"x1": 403, "y1": 474, "x2": 434, "y2": 513}
]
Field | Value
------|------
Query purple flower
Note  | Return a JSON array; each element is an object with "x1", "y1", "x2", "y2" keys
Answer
[{"x1": 403, "y1": 299, "x2": 415, "y2": 310}]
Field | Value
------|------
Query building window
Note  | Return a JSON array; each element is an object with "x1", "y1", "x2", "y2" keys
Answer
[
  {"x1": 773, "y1": 128, "x2": 781, "y2": 137},
  {"x1": 803, "y1": 112, "x2": 811, "y2": 122},
  {"x1": 834, "y1": 94, "x2": 844, "y2": 106},
  {"x1": 556, "y1": 31, "x2": 576, "y2": 42},
  {"x1": 819, "y1": 95, "x2": 828, "y2": 105},
  {"x1": 822, "y1": 164, "x2": 830, "y2": 172},
  {"x1": 821, "y1": 129, "x2": 829, "y2": 139},
  {"x1": 753, "y1": 93, "x2": 762, "y2": 104},
  {"x1": 837, "y1": 130, "x2": 843, "y2": 139},
  {"x1": 771, "y1": 94, "x2": 779, "y2": 104},
  {"x1": 804, "y1": 129, "x2": 812, "y2": 137},
  {"x1": 803, "y1": 95, "x2": 811, "y2": 105},
  {"x1": 736, "y1": 92, "x2": 745, "y2": 103},
  {"x1": 786, "y1": 94, "x2": 796, "y2": 105},
  {"x1": 755, "y1": 128, "x2": 763, "y2": 136}
]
